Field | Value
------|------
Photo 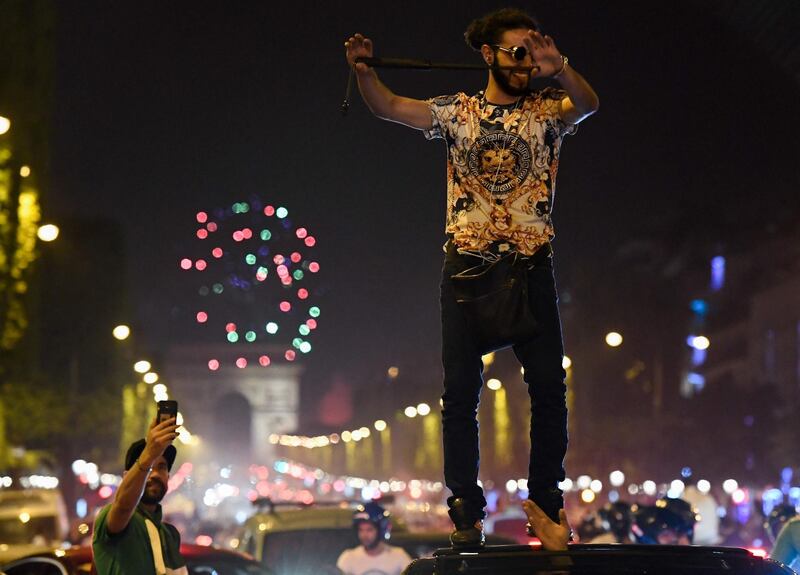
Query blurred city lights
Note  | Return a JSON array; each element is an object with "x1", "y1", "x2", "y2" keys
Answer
[
  {"x1": 37, "y1": 224, "x2": 60, "y2": 242},
  {"x1": 562, "y1": 355, "x2": 572, "y2": 369},
  {"x1": 374, "y1": 420, "x2": 387, "y2": 431},
  {"x1": 19, "y1": 165, "x2": 31, "y2": 177},
  {"x1": 581, "y1": 489, "x2": 596, "y2": 503},
  {"x1": 590, "y1": 479, "x2": 603, "y2": 493},
  {"x1": 19, "y1": 512, "x2": 31, "y2": 523},
  {"x1": 404, "y1": 406, "x2": 418, "y2": 418},
  {"x1": 690, "y1": 299, "x2": 709, "y2": 316},
  {"x1": 416, "y1": 403, "x2": 431, "y2": 416},
  {"x1": 487, "y1": 378, "x2": 502, "y2": 390},
  {"x1": 0, "y1": 116, "x2": 10, "y2": 134},
  {"x1": 687, "y1": 335, "x2": 710, "y2": 350},
  {"x1": 143, "y1": 372, "x2": 159, "y2": 384},
  {"x1": 643, "y1": 480, "x2": 657, "y2": 496},
  {"x1": 696, "y1": 479, "x2": 711, "y2": 494},
  {"x1": 668, "y1": 479, "x2": 686, "y2": 498},
  {"x1": 576, "y1": 475, "x2": 591, "y2": 489},
  {"x1": 609, "y1": 470, "x2": 625, "y2": 487},
  {"x1": 605, "y1": 332, "x2": 623, "y2": 347},
  {"x1": 134, "y1": 360, "x2": 151, "y2": 373},
  {"x1": 710, "y1": 256, "x2": 726, "y2": 291},
  {"x1": 505, "y1": 480, "x2": 517, "y2": 493},
  {"x1": 387, "y1": 366, "x2": 399, "y2": 378},
  {"x1": 558, "y1": 478, "x2": 573, "y2": 492},
  {"x1": 723, "y1": 479, "x2": 739, "y2": 494},
  {"x1": 109, "y1": 325, "x2": 131, "y2": 342}
]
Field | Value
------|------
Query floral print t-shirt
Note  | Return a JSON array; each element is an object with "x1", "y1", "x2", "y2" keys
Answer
[{"x1": 424, "y1": 88, "x2": 576, "y2": 256}]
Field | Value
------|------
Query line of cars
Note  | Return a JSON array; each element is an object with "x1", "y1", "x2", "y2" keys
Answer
[{"x1": 2, "y1": 495, "x2": 796, "y2": 575}]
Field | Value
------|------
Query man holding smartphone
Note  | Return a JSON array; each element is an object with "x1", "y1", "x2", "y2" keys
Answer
[{"x1": 92, "y1": 416, "x2": 187, "y2": 575}]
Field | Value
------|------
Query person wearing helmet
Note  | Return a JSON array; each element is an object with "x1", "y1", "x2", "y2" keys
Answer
[
  {"x1": 770, "y1": 514, "x2": 800, "y2": 571},
  {"x1": 631, "y1": 498, "x2": 698, "y2": 545},
  {"x1": 336, "y1": 502, "x2": 412, "y2": 575},
  {"x1": 765, "y1": 504, "x2": 797, "y2": 547},
  {"x1": 589, "y1": 501, "x2": 634, "y2": 544}
]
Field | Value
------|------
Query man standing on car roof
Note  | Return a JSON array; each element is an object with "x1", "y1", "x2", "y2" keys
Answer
[
  {"x1": 92, "y1": 417, "x2": 186, "y2": 575},
  {"x1": 345, "y1": 6, "x2": 598, "y2": 547},
  {"x1": 336, "y1": 502, "x2": 412, "y2": 575}
]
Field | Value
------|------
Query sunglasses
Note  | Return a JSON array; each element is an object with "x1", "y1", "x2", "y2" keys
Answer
[{"x1": 492, "y1": 45, "x2": 528, "y2": 61}]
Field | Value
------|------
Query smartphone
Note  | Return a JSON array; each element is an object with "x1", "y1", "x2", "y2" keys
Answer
[{"x1": 157, "y1": 400, "x2": 178, "y2": 425}]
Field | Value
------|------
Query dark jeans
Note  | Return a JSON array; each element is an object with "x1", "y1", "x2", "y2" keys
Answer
[{"x1": 440, "y1": 242, "x2": 568, "y2": 522}]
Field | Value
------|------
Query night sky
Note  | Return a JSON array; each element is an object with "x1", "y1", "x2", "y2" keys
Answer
[{"x1": 48, "y1": 2, "x2": 800, "y2": 417}]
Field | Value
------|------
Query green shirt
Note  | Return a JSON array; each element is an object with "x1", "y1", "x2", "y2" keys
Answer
[{"x1": 93, "y1": 502, "x2": 185, "y2": 575}]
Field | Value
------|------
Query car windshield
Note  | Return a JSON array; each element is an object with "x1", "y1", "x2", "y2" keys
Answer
[
  {"x1": 262, "y1": 529, "x2": 355, "y2": 575},
  {"x1": 0, "y1": 516, "x2": 58, "y2": 545}
]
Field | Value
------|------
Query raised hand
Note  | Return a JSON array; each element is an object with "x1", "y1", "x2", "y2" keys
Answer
[
  {"x1": 523, "y1": 499, "x2": 571, "y2": 551},
  {"x1": 523, "y1": 30, "x2": 565, "y2": 77},
  {"x1": 344, "y1": 33, "x2": 374, "y2": 73},
  {"x1": 141, "y1": 417, "x2": 179, "y2": 465}
]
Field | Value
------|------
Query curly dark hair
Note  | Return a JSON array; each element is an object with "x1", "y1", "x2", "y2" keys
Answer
[{"x1": 463, "y1": 7, "x2": 541, "y2": 51}]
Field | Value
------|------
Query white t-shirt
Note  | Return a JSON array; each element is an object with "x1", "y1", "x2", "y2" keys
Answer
[{"x1": 336, "y1": 544, "x2": 412, "y2": 575}]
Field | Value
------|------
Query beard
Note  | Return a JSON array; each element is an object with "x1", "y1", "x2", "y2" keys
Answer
[
  {"x1": 141, "y1": 478, "x2": 167, "y2": 505},
  {"x1": 490, "y1": 66, "x2": 530, "y2": 98},
  {"x1": 362, "y1": 535, "x2": 381, "y2": 551}
]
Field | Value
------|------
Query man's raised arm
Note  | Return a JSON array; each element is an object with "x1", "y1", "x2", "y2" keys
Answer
[{"x1": 345, "y1": 33, "x2": 433, "y2": 130}]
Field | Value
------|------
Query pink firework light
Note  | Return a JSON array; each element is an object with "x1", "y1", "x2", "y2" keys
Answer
[{"x1": 181, "y1": 201, "x2": 322, "y2": 370}]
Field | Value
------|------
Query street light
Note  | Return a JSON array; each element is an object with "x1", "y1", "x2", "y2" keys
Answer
[
  {"x1": 605, "y1": 331, "x2": 623, "y2": 347},
  {"x1": 37, "y1": 224, "x2": 59, "y2": 242},
  {"x1": 143, "y1": 372, "x2": 159, "y2": 384},
  {"x1": 133, "y1": 360, "x2": 151, "y2": 374},
  {"x1": 112, "y1": 325, "x2": 130, "y2": 341},
  {"x1": 0, "y1": 116, "x2": 10, "y2": 135}
]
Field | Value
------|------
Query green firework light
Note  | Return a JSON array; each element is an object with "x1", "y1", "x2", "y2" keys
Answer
[{"x1": 180, "y1": 199, "x2": 322, "y2": 370}]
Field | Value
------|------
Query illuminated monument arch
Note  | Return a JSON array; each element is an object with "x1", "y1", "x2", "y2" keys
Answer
[{"x1": 166, "y1": 344, "x2": 302, "y2": 465}]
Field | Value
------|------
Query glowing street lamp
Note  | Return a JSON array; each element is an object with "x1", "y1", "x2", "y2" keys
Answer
[
  {"x1": 374, "y1": 419, "x2": 387, "y2": 431},
  {"x1": 37, "y1": 224, "x2": 60, "y2": 242},
  {"x1": 562, "y1": 355, "x2": 572, "y2": 369},
  {"x1": 143, "y1": 372, "x2": 159, "y2": 384},
  {"x1": 605, "y1": 332, "x2": 623, "y2": 347},
  {"x1": 112, "y1": 325, "x2": 131, "y2": 341},
  {"x1": 133, "y1": 360, "x2": 151, "y2": 374},
  {"x1": 0, "y1": 116, "x2": 10, "y2": 135}
]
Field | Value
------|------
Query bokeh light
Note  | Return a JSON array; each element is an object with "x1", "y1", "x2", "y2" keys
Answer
[
  {"x1": 187, "y1": 199, "x2": 322, "y2": 368},
  {"x1": 37, "y1": 224, "x2": 60, "y2": 242},
  {"x1": 112, "y1": 325, "x2": 130, "y2": 340}
]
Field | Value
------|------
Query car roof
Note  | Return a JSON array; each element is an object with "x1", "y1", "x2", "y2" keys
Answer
[
  {"x1": 403, "y1": 544, "x2": 794, "y2": 575},
  {"x1": 246, "y1": 505, "x2": 376, "y2": 532}
]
